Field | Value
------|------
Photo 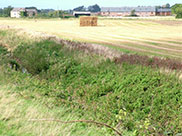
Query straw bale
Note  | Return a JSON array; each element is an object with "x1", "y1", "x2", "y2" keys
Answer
[{"x1": 80, "y1": 16, "x2": 98, "y2": 27}]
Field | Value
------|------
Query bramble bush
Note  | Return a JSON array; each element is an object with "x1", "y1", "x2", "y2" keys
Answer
[
  {"x1": 1, "y1": 36, "x2": 182, "y2": 135},
  {"x1": 11, "y1": 40, "x2": 63, "y2": 75},
  {"x1": 0, "y1": 46, "x2": 8, "y2": 55}
]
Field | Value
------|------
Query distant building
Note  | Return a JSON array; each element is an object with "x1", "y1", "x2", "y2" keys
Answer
[
  {"x1": 101, "y1": 6, "x2": 156, "y2": 17},
  {"x1": 10, "y1": 8, "x2": 26, "y2": 18},
  {"x1": 91, "y1": 12, "x2": 101, "y2": 16},
  {"x1": 10, "y1": 8, "x2": 38, "y2": 18},
  {"x1": 73, "y1": 11, "x2": 91, "y2": 17},
  {"x1": 26, "y1": 9, "x2": 38, "y2": 17},
  {"x1": 101, "y1": 6, "x2": 171, "y2": 17},
  {"x1": 156, "y1": 8, "x2": 171, "y2": 16}
]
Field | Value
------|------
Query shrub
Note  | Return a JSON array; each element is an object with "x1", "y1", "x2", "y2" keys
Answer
[
  {"x1": 176, "y1": 13, "x2": 182, "y2": 19},
  {"x1": 171, "y1": 4, "x2": 182, "y2": 18},
  {"x1": 63, "y1": 16, "x2": 74, "y2": 19},
  {"x1": 0, "y1": 46, "x2": 8, "y2": 55},
  {"x1": 12, "y1": 40, "x2": 62, "y2": 75},
  {"x1": 2, "y1": 36, "x2": 182, "y2": 135},
  {"x1": 0, "y1": 46, "x2": 9, "y2": 65}
]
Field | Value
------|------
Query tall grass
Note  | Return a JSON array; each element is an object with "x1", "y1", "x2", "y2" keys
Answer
[
  {"x1": 0, "y1": 85, "x2": 107, "y2": 136},
  {"x1": 1, "y1": 30, "x2": 182, "y2": 135}
]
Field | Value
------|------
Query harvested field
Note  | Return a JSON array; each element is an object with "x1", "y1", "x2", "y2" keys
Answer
[
  {"x1": 0, "y1": 17, "x2": 182, "y2": 59},
  {"x1": 147, "y1": 20, "x2": 182, "y2": 26}
]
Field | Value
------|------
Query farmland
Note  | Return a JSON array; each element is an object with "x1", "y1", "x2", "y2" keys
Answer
[
  {"x1": 1, "y1": 17, "x2": 182, "y2": 136},
  {"x1": 1, "y1": 17, "x2": 182, "y2": 59}
]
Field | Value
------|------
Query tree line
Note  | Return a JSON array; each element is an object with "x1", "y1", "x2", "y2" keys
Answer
[
  {"x1": 0, "y1": 4, "x2": 101, "y2": 18},
  {"x1": 171, "y1": 4, "x2": 182, "y2": 18},
  {"x1": 0, "y1": 4, "x2": 182, "y2": 18},
  {"x1": 0, "y1": 6, "x2": 13, "y2": 17},
  {"x1": 73, "y1": 4, "x2": 101, "y2": 12}
]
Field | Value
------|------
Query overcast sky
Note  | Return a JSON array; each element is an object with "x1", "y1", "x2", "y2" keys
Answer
[{"x1": 0, "y1": 0, "x2": 182, "y2": 10}]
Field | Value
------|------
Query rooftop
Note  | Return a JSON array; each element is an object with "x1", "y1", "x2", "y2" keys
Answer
[
  {"x1": 157, "y1": 8, "x2": 171, "y2": 12},
  {"x1": 101, "y1": 6, "x2": 156, "y2": 12},
  {"x1": 11, "y1": 8, "x2": 26, "y2": 12},
  {"x1": 73, "y1": 11, "x2": 91, "y2": 16}
]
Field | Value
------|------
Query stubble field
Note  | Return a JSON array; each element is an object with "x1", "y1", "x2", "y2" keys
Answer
[{"x1": 0, "y1": 17, "x2": 182, "y2": 59}]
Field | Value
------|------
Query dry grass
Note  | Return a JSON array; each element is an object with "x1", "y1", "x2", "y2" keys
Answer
[
  {"x1": 0, "y1": 17, "x2": 182, "y2": 58},
  {"x1": 0, "y1": 29, "x2": 40, "y2": 51},
  {"x1": 0, "y1": 85, "x2": 106, "y2": 136}
]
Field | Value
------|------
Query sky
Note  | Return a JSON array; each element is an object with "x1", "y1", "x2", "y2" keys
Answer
[{"x1": 0, "y1": 0, "x2": 182, "y2": 10}]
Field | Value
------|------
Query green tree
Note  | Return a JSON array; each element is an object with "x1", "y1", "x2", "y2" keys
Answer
[
  {"x1": 3, "y1": 6, "x2": 13, "y2": 17},
  {"x1": 0, "y1": 8, "x2": 3, "y2": 17},
  {"x1": 88, "y1": 4, "x2": 101, "y2": 12},
  {"x1": 47, "y1": 10, "x2": 66, "y2": 18},
  {"x1": 25, "y1": 7, "x2": 37, "y2": 10},
  {"x1": 48, "y1": 11, "x2": 54, "y2": 17},
  {"x1": 20, "y1": 11, "x2": 27, "y2": 17},
  {"x1": 171, "y1": 4, "x2": 182, "y2": 18},
  {"x1": 165, "y1": 3, "x2": 170, "y2": 8},
  {"x1": 130, "y1": 9, "x2": 137, "y2": 17},
  {"x1": 73, "y1": 6, "x2": 85, "y2": 11}
]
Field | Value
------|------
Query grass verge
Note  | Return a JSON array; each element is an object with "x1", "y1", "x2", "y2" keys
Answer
[{"x1": 0, "y1": 29, "x2": 182, "y2": 135}]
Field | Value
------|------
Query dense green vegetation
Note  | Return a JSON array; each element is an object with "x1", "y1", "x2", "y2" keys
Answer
[
  {"x1": 0, "y1": 30, "x2": 182, "y2": 135},
  {"x1": 0, "y1": 82, "x2": 107, "y2": 136},
  {"x1": 0, "y1": 6, "x2": 13, "y2": 17},
  {"x1": 171, "y1": 4, "x2": 182, "y2": 18}
]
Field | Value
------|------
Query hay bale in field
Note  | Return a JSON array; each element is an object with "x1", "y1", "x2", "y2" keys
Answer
[{"x1": 80, "y1": 16, "x2": 98, "y2": 27}]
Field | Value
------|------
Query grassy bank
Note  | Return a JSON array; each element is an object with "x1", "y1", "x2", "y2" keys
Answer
[
  {"x1": 0, "y1": 85, "x2": 108, "y2": 136},
  {"x1": 0, "y1": 30, "x2": 182, "y2": 135}
]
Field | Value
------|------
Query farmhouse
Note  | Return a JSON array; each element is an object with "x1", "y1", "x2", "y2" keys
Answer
[
  {"x1": 26, "y1": 9, "x2": 38, "y2": 17},
  {"x1": 10, "y1": 8, "x2": 38, "y2": 18},
  {"x1": 73, "y1": 11, "x2": 91, "y2": 17},
  {"x1": 10, "y1": 8, "x2": 26, "y2": 18}
]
